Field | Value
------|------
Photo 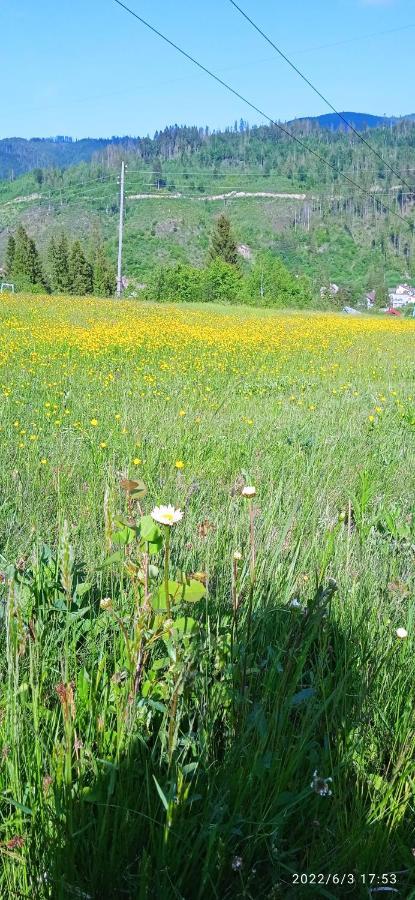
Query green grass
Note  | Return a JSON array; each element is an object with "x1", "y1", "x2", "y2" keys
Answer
[{"x1": 0, "y1": 296, "x2": 415, "y2": 898}]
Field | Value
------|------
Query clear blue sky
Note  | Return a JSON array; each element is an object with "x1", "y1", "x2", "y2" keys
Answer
[{"x1": 2, "y1": 0, "x2": 414, "y2": 139}]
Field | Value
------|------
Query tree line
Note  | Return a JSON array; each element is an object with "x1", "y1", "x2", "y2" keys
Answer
[{"x1": 4, "y1": 226, "x2": 114, "y2": 296}]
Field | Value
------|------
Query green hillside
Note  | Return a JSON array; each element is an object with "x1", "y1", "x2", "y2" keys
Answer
[{"x1": 1, "y1": 120, "x2": 414, "y2": 298}]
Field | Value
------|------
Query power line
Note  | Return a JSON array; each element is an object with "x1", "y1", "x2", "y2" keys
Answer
[
  {"x1": 296, "y1": 21, "x2": 415, "y2": 55},
  {"x1": 4, "y1": 22, "x2": 415, "y2": 120},
  {"x1": 111, "y1": 0, "x2": 413, "y2": 230},
  {"x1": 227, "y1": 0, "x2": 415, "y2": 195}
]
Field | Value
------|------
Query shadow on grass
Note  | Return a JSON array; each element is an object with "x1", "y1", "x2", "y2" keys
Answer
[{"x1": 45, "y1": 578, "x2": 415, "y2": 900}]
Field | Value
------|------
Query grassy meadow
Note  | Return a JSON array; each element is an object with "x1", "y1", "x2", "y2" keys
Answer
[{"x1": 0, "y1": 295, "x2": 415, "y2": 898}]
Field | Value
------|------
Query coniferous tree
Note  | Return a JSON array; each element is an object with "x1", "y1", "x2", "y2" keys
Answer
[
  {"x1": 11, "y1": 225, "x2": 48, "y2": 289},
  {"x1": 69, "y1": 241, "x2": 93, "y2": 295},
  {"x1": 12, "y1": 226, "x2": 31, "y2": 277},
  {"x1": 208, "y1": 214, "x2": 238, "y2": 266},
  {"x1": 5, "y1": 235, "x2": 15, "y2": 276},
  {"x1": 27, "y1": 237, "x2": 46, "y2": 286},
  {"x1": 93, "y1": 244, "x2": 114, "y2": 296},
  {"x1": 49, "y1": 233, "x2": 71, "y2": 293}
]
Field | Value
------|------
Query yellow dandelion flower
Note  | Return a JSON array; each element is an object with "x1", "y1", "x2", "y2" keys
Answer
[
  {"x1": 133, "y1": 457, "x2": 142, "y2": 465},
  {"x1": 90, "y1": 418, "x2": 98, "y2": 427},
  {"x1": 175, "y1": 460, "x2": 185, "y2": 469}
]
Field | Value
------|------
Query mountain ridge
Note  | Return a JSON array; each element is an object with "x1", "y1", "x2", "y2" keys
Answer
[
  {"x1": 289, "y1": 111, "x2": 415, "y2": 131},
  {"x1": 1, "y1": 112, "x2": 415, "y2": 179}
]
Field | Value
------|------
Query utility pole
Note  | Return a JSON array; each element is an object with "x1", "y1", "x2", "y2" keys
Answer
[{"x1": 116, "y1": 160, "x2": 125, "y2": 298}]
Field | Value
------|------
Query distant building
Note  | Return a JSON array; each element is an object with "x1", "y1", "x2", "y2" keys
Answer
[{"x1": 388, "y1": 283, "x2": 415, "y2": 309}]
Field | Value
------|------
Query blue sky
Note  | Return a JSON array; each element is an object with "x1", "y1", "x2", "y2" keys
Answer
[{"x1": 2, "y1": 0, "x2": 414, "y2": 139}]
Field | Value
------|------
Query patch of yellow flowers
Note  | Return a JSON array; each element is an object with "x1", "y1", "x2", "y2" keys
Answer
[{"x1": 0, "y1": 295, "x2": 413, "y2": 469}]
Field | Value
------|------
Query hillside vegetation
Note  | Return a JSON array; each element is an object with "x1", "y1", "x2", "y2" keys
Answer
[{"x1": 1, "y1": 119, "x2": 415, "y2": 298}]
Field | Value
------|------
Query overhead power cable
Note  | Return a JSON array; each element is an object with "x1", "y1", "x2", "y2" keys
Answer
[
  {"x1": 227, "y1": 0, "x2": 415, "y2": 194},
  {"x1": 111, "y1": 0, "x2": 412, "y2": 230}
]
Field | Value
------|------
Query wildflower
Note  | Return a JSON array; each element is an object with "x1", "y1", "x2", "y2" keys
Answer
[
  {"x1": 100, "y1": 441, "x2": 107, "y2": 449},
  {"x1": 242, "y1": 486, "x2": 256, "y2": 498},
  {"x1": 100, "y1": 597, "x2": 113, "y2": 610},
  {"x1": 175, "y1": 460, "x2": 185, "y2": 469},
  {"x1": 368, "y1": 415, "x2": 375, "y2": 423},
  {"x1": 40, "y1": 458, "x2": 48, "y2": 465},
  {"x1": 151, "y1": 505, "x2": 183, "y2": 526},
  {"x1": 233, "y1": 550, "x2": 242, "y2": 560},
  {"x1": 133, "y1": 457, "x2": 142, "y2": 465},
  {"x1": 311, "y1": 770, "x2": 333, "y2": 797},
  {"x1": 231, "y1": 856, "x2": 243, "y2": 872},
  {"x1": 396, "y1": 627, "x2": 408, "y2": 639},
  {"x1": 90, "y1": 418, "x2": 98, "y2": 427},
  {"x1": 178, "y1": 409, "x2": 186, "y2": 417}
]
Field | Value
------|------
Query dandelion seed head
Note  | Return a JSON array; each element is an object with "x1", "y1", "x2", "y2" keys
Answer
[{"x1": 242, "y1": 486, "x2": 256, "y2": 498}]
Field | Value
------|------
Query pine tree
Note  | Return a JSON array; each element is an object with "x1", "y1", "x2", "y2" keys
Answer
[
  {"x1": 5, "y1": 235, "x2": 15, "y2": 276},
  {"x1": 69, "y1": 241, "x2": 93, "y2": 295},
  {"x1": 49, "y1": 233, "x2": 71, "y2": 293},
  {"x1": 27, "y1": 237, "x2": 45, "y2": 285},
  {"x1": 208, "y1": 214, "x2": 238, "y2": 266},
  {"x1": 11, "y1": 225, "x2": 48, "y2": 289},
  {"x1": 93, "y1": 244, "x2": 114, "y2": 296},
  {"x1": 12, "y1": 226, "x2": 31, "y2": 277}
]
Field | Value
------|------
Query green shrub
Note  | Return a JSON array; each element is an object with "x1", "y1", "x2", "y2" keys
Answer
[{"x1": 241, "y1": 252, "x2": 313, "y2": 308}]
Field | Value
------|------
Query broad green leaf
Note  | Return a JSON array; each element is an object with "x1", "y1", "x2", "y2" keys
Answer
[
  {"x1": 99, "y1": 551, "x2": 124, "y2": 569},
  {"x1": 171, "y1": 616, "x2": 198, "y2": 638},
  {"x1": 113, "y1": 525, "x2": 137, "y2": 546},
  {"x1": 75, "y1": 581, "x2": 91, "y2": 597},
  {"x1": 151, "y1": 581, "x2": 183, "y2": 610},
  {"x1": 290, "y1": 687, "x2": 316, "y2": 707},
  {"x1": 152, "y1": 656, "x2": 170, "y2": 670},
  {"x1": 182, "y1": 578, "x2": 206, "y2": 603},
  {"x1": 139, "y1": 515, "x2": 163, "y2": 544},
  {"x1": 145, "y1": 538, "x2": 163, "y2": 555}
]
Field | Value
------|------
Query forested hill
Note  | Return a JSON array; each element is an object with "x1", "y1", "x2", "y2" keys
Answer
[
  {"x1": 289, "y1": 112, "x2": 415, "y2": 131},
  {"x1": 1, "y1": 116, "x2": 415, "y2": 298},
  {"x1": 1, "y1": 112, "x2": 415, "y2": 179}
]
